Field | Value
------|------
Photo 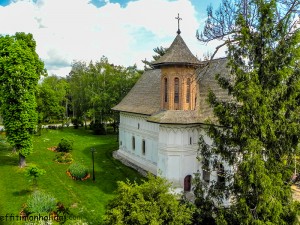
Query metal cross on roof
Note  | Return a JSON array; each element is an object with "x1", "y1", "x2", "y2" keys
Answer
[{"x1": 175, "y1": 13, "x2": 182, "y2": 35}]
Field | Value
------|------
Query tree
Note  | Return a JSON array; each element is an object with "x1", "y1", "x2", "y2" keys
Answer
[
  {"x1": 142, "y1": 46, "x2": 168, "y2": 70},
  {"x1": 0, "y1": 32, "x2": 45, "y2": 167},
  {"x1": 68, "y1": 60, "x2": 89, "y2": 120},
  {"x1": 103, "y1": 174, "x2": 194, "y2": 225},
  {"x1": 194, "y1": 0, "x2": 300, "y2": 224},
  {"x1": 25, "y1": 165, "x2": 46, "y2": 188},
  {"x1": 37, "y1": 75, "x2": 69, "y2": 124},
  {"x1": 68, "y1": 57, "x2": 141, "y2": 126}
]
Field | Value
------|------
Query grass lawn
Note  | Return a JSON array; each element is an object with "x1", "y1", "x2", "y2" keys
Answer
[{"x1": 0, "y1": 127, "x2": 144, "y2": 224}]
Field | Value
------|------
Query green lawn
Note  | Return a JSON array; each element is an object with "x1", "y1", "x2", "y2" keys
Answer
[{"x1": 0, "y1": 128, "x2": 144, "y2": 224}]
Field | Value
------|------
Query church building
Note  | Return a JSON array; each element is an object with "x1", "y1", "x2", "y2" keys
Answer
[{"x1": 112, "y1": 19, "x2": 230, "y2": 191}]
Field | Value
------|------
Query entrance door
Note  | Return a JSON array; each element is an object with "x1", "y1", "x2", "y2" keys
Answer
[{"x1": 184, "y1": 175, "x2": 192, "y2": 192}]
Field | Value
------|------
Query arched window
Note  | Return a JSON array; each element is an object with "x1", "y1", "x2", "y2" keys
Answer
[
  {"x1": 174, "y1": 78, "x2": 179, "y2": 103},
  {"x1": 184, "y1": 175, "x2": 192, "y2": 192},
  {"x1": 164, "y1": 78, "x2": 168, "y2": 102},
  {"x1": 132, "y1": 136, "x2": 135, "y2": 150},
  {"x1": 186, "y1": 78, "x2": 190, "y2": 103}
]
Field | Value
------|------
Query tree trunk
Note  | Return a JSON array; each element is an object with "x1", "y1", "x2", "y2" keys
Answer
[
  {"x1": 12, "y1": 147, "x2": 16, "y2": 154},
  {"x1": 19, "y1": 153, "x2": 26, "y2": 168}
]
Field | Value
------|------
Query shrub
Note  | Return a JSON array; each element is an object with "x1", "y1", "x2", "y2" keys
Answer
[
  {"x1": 90, "y1": 120, "x2": 106, "y2": 135},
  {"x1": 54, "y1": 152, "x2": 73, "y2": 164},
  {"x1": 103, "y1": 174, "x2": 194, "y2": 225},
  {"x1": 25, "y1": 165, "x2": 46, "y2": 187},
  {"x1": 67, "y1": 163, "x2": 88, "y2": 180},
  {"x1": 26, "y1": 212, "x2": 50, "y2": 225},
  {"x1": 71, "y1": 117, "x2": 83, "y2": 129},
  {"x1": 57, "y1": 139, "x2": 73, "y2": 153},
  {"x1": 25, "y1": 191, "x2": 57, "y2": 214}
]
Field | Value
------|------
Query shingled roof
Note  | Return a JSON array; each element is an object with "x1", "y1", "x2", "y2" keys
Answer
[
  {"x1": 113, "y1": 58, "x2": 231, "y2": 124},
  {"x1": 112, "y1": 69, "x2": 161, "y2": 115},
  {"x1": 151, "y1": 34, "x2": 201, "y2": 68}
]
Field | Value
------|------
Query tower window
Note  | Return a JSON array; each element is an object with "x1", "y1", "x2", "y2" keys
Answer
[
  {"x1": 142, "y1": 139, "x2": 146, "y2": 155},
  {"x1": 132, "y1": 136, "x2": 135, "y2": 150},
  {"x1": 164, "y1": 78, "x2": 168, "y2": 102},
  {"x1": 174, "y1": 78, "x2": 179, "y2": 103},
  {"x1": 186, "y1": 78, "x2": 190, "y2": 103}
]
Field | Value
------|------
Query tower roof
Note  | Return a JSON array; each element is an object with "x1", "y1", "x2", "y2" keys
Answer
[{"x1": 152, "y1": 34, "x2": 201, "y2": 68}]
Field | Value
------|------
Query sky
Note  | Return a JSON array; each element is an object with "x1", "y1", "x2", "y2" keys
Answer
[{"x1": 0, "y1": 0, "x2": 224, "y2": 77}]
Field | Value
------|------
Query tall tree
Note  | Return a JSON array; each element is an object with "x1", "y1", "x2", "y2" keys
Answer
[
  {"x1": 37, "y1": 75, "x2": 69, "y2": 123},
  {"x1": 194, "y1": 0, "x2": 300, "y2": 224},
  {"x1": 0, "y1": 33, "x2": 45, "y2": 167},
  {"x1": 37, "y1": 75, "x2": 68, "y2": 123},
  {"x1": 142, "y1": 46, "x2": 168, "y2": 70},
  {"x1": 68, "y1": 57, "x2": 141, "y2": 124}
]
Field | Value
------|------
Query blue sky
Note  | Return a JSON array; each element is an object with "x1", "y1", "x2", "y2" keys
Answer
[{"x1": 0, "y1": 0, "x2": 223, "y2": 76}]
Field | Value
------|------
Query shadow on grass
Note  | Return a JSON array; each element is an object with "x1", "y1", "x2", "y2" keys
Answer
[
  {"x1": 78, "y1": 141, "x2": 145, "y2": 194},
  {"x1": 0, "y1": 154, "x2": 18, "y2": 166},
  {"x1": 12, "y1": 189, "x2": 32, "y2": 197}
]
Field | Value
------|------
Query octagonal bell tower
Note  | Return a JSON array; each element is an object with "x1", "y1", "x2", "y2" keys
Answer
[{"x1": 151, "y1": 16, "x2": 201, "y2": 111}]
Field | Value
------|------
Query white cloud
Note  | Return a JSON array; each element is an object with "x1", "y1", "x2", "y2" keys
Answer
[{"x1": 0, "y1": 0, "x2": 225, "y2": 76}]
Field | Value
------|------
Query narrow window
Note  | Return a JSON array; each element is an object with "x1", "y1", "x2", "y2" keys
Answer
[
  {"x1": 174, "y1": 78, "x2": 179, "y2": 103},
  {"x1": 217, "y1": 163, "x2": 225, "y2": 185},
  {"x1": 186, "y1": 78, "x2": 190, "y2": 103},
  {"x1": 202, "y1": 159, "x2": 210, "y2": 183},
  {"x1": 142, "y1": 139, "x2": 146, "y2": 155},
  {"x1": 164, "y1": 78, "x2": 168, "y2": 102},
  {"x1": 189, "y1": 137, "x2": 192, "y2": 145},
  {"x1": 132, "y1": 136, "x2": 135, "y2": 150},
  {"x1": 138, "y1": 123, "x2": 140, "y2": 129}
]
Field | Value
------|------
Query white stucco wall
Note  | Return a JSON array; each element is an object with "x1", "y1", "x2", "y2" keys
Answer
[
  {"x1": 118, "y1": 112, "x2": 159, "y2": 174},
  {"x1": 157, "y1": 124, "x2": 202, "y2": 188},
  {"x1": 117, "y1": 112, "x2": 232, "y2": 199}
]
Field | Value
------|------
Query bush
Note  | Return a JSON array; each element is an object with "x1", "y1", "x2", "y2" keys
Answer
[
  {"x1": 90, "y1": 120, "x2": 106, "y2": 135},
  {"x1": 103, "y1": 174, "x2": 194, "y2": 225},
  {"x1": 25, "y1": 165, "x2": 46, "y2": 187},
  {"x1": 57, "y1": 139, "x2": 73, "y2": 153},
  {"x1": 54, "y1": 152, "x2": 73, "y2": 164},
  {"x1": 25, "y1": 212, "x2": 50, "y2": 225},
  {"x1": 67, "y1": 163, "x2": 88, "y2": 180},
  {"x1": 71, "y1": 117, "x2": 83, "y2": 129},
  {"x1": 25, "y1": 191, "x2": 57, "y2": 214}
]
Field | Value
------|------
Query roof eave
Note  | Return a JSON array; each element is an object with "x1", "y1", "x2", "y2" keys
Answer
[{"x1": 152, "y1": 62, "x2": 202, "y2": 68}]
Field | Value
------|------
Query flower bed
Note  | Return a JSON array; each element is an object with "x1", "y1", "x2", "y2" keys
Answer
[{"x1": 67, "y1": 163, "x2": 90, "y2": 181}]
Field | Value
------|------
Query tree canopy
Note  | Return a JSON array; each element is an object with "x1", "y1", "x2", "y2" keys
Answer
[
  {"x1": 67, "y1": 56, "x2": 141, "y2": 125},
  {"x1": 0, "y1": 32, "x2": 45, "y2": 167},
  {"x1": 37, "y1": 75, "x2": 69, "y2": 123},
  {"x1": 142, "y1": 46, "x2": 168, "y2": 70},
  {"x1": 194, "y1": 0, "x2": 300, "y2": 224},
  {"x1": 104, "y1": 174, "x2": 194, "y2": 225}
]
